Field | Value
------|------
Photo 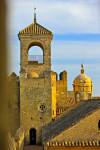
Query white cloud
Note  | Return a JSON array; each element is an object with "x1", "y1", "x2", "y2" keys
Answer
[
  {"x1": 51, "y1": 39, "x2": 100, "y2": 96},
  {"x1": 7, "y1": 0, "x2": 100, "y2": 34},
  {"x1": 52, "y1": 41, "x2": 100, "y2": 60}
]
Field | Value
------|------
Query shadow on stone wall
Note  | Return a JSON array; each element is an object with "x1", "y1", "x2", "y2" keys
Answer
[{"x1": 0, "y1": 1, "x2": 8, "y2": 149}]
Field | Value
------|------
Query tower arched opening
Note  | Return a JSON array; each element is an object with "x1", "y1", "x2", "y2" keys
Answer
[{"x1": 28, "y1": 45, "x2": 44, "y2": 64}]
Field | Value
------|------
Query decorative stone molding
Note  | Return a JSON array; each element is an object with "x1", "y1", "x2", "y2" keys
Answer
[{"x1": 46, "y1": 141, "x2": 100, "y2": 147}]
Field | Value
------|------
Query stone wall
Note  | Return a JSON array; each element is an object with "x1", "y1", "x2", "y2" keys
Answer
[
  {"x1": 19, "y1": 22, "x2": 53, "y2": 144},
  {"x1": 15, "y1": 128, "x2": 25, "y2": 150},
  {"x1": 19, "y1": 36, "x2": 52, "y2": 76},
  {"x1": 8, "y1": 133, "x2": 16, "y2": 150},
  {"x1": 8, "y1": 128, "x2": 24, "y2": 150},
  {"x1": 51, "y1": 71, "x2": 57, "y2": 119},
  {"x1": 56, "y1": 71, "x2": 76, "y2": 116},
  {"x1": 56, "y1": 71, "x2": 67, "y2": 109},
  {"x1": 8, "y1": 73, "x2": 20, "y2": 136},
  {"x1": 20, "y1": 74, "x2": 52, "y2": 144}
]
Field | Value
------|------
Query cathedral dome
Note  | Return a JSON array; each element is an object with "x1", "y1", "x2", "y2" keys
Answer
[
  {"x1": 74, "y1": 73, "x2": 92, "y2": 85},
  {"x1": 73, "y1": 65, "x2": 92, "y2": 101},
  {"x1": 73, "y1": 64, "x2": 92, "y2": 85}
]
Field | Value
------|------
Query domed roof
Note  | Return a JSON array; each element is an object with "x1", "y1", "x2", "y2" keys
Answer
[{"x1": 73, "y1": 64, "x2": 92, "y2": 84}]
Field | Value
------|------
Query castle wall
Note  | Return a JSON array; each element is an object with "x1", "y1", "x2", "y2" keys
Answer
[
  {"x1": 56, "y1": 71, "x2": 67, "y2": 109},
  {"x1": 20, "y1": 75, "x2": 52, "y2": 144},
  {"x1": 8, "y1": 73, "x2": 20, "y2": 136},
  {"x1": 66, "y1": 91, "x2": 76, "y2": 107},
  {"x1": 51, "y1": 109, "x2": 100, "y2": 142},
  {"x1": 51, "y1": 71, "x2": 57, "y2": 119},
  {"x1": 54, "y1": 71, "x2": 76, "y2": 116}
]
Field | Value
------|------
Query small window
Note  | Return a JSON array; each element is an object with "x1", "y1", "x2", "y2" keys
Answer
[{"x1": 98, "y1": 120, "x2": 100, "y2": 130}]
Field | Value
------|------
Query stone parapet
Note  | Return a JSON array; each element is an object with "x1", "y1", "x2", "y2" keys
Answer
[
  {"x1": 8, "y1": 132, "x2": 16, "y2": 150},
  {"x1": 8, "y1": 128, "x2": 25, "y2": 150}
]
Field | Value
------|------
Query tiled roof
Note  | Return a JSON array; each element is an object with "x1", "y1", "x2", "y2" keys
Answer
[{"x1": 42, "y1": 99, "x2": 100, "y2": 143}]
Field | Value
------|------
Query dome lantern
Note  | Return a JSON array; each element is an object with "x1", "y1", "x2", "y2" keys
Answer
[
  {"x1": 34, "y1": 7, "x2": 37, "y2": 23},
  {"x1": 81, "y1": 64, "x2": 84, "y2": 74}
]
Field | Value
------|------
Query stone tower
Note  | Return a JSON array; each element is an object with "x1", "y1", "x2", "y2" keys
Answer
[{"x1": 18, "y1": 11, "x2": 53, "y2": 144}]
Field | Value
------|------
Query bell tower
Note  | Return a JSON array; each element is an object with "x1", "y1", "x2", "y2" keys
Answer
[{"x1": 18, "y1": 11, "x2": 53, "y2": 144}]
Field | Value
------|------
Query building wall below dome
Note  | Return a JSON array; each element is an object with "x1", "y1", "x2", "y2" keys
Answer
[
  {"x1": 75, "y1": 92, "x2": 92, "y2": 102},
  {"x1": 73, "y1": 82, "x2": 92, "y2": 102}
]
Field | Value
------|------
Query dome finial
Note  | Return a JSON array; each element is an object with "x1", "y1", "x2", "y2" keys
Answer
[
  {"x1": 34, "y1": 7, "x2": 37, "y2": 23},
  {"x1": 81, "y1": 64, "x2": 84, "y2": 74}
]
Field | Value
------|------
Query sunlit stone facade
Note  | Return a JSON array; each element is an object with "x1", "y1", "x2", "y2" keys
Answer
[{"x1": 73, "y1": 65, "x2": 92, "y2": 101}]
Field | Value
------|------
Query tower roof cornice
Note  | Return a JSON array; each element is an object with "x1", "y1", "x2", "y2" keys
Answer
[{"x1": 18, "y1": 22, "x2": 53, "y2": 37}]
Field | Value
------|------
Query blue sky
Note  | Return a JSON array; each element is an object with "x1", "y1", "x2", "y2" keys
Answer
[{"x1": 7, "y1": 0, "x2": 100, "y2": 96}]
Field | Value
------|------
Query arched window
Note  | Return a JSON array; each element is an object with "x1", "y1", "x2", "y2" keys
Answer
[
  {"x1": 98, "y1": 120, "x2": 100, "y2": 130},
  {"x1": 28, "y1": 46, "x2": 43, "y2": 64}
]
